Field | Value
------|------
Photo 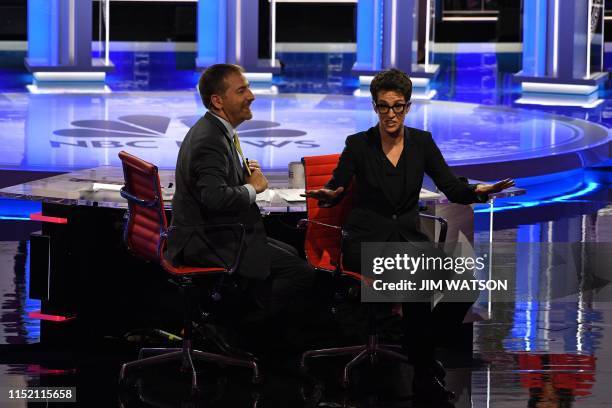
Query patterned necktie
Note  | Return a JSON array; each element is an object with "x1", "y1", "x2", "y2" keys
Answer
[{"x1": 232, "y1": 130, "x2": 251, "y2": 176}]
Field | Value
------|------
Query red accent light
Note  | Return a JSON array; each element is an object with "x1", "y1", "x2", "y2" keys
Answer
[
  {"x1": 27, "y1": 365, "x2": 76, "y2": 375},
  {"x1": 28, "y1": 310, "x2": 75, "y2": 322},
  {"x1": 29, "y1": 212, "x2": 68, "y2": 224}
]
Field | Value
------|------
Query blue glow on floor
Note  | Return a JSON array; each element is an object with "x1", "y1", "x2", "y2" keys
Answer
[
  {"x1": 551, "y1": 182, "x2": 600, "y2": 201},
  {"x1": 0, "y1": 216, "x2": 31, "y2": 221},
  {"x1": 475, "y1": 182, "x2": 602, "y2": 213},
  {"x1": 24, "y1": 241, "x2": 40, "y2": 342}
]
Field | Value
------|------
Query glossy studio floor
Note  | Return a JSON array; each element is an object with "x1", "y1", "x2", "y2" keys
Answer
[{"x1": 0, "y1": 49, "x2": 611, "y2": 407}]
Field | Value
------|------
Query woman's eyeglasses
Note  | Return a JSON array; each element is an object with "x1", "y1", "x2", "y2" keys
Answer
[{"x1": 373, "y1": 102, "x2": 410, "y2": 114}]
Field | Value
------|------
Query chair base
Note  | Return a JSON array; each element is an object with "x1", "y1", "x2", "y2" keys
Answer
[
  {"x1": 119, "y1": 345, "x2": 262, "y2": 391},
  {"x1": 300, "y1": 334, "x2": 410, "y2": 388}
]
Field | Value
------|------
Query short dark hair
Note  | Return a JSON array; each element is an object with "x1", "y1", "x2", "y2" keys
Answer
[
  {"x1": 369, "y1": 68, "x2": 413, "y2": 102},
  {"x1": 198, "y1": 64, "x2": 244, "y2": 109}
]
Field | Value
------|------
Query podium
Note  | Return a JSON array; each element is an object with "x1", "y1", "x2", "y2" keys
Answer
[
  {"x1": 25, "y1": 0, "x2": 113, "y2": 92},
  {"x1": 197, "y1": 0, "x2": 280, "y2": 82},
  {"x1": 352, "y1": 0, "x2": 439, "y2": 96},
  {"x1": 514, "y1": 0, "x2": 607, "y2": 106}
]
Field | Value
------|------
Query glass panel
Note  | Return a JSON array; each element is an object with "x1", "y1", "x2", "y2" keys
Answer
[
  {"x1": 590, "y1": 0, "x2": 605, "y2": 76},
  {"x1": 443, "y1": 0, "x2": 484, "y2": 12},
  {"x1": 442, "y1": 0, "x2": 498, "y2": 17},
  {"x1": 484, "y1": 0, "x2": 498, "y2": 11},
  {"x1": 426, "y1": 0, "x2": 436, "y2": 68},
  {"x1": 97, "y1": 0, "x2": 110, "y2": 65}
]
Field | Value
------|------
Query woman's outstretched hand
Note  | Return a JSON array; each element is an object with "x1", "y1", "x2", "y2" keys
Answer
[
  {"x1": 301, "y1": 186, "x2": 345, "y2": 201},
  {"x1": 474, "y1": 178, "x2": 515, "y2": 195}
]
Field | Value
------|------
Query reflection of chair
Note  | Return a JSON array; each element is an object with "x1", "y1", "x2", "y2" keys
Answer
[
  {"x1": 299, "y1": 154, "x2": 448, "y2": 387},
  {"x1": 118, "y1": 375, "x2": 261, "y2": 408},
  {"x1": 116, "y1": 151, "x2": 260, "y2": 392},
  {"x1": 518, "y1": 353, "x2": 596, "y2": 400}
]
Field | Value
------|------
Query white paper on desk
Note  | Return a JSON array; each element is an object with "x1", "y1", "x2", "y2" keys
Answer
[
  {"x1": 419, "y1": 188, "x2": 441, "y2": 200},
  {"x1": 92, "y1": 183, "x2": 123, "y2": 192},
  {"x1": 162, "y1": 188, "x2": 174, "y2": 201},
  {"x1": 163, "y1": 188, "x2": 436, "y2": 203},
  {"x1": 274, "y1": 188, "x2": 305, "y2": 202},
  {"x1": 255, "y1": 189, "x2": 276, "y2": 202}
]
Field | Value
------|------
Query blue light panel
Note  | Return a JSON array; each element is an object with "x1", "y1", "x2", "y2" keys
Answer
[
  {"x1": 27, "y1": 0, "x2": 59, "y2": 66},
  {"x1": 521, "y1": 0, "x2": 547, "y2": 76},
  {"x1": 355, "y1": 0, "x2": 383, "y2": 71},
  {"x1": 197, "y1": 0, "x2": 227, "y2": 67}
]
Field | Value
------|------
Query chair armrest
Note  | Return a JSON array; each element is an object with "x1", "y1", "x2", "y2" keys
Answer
[
  {"x1": 120, "y1": 187, "x2": 159, "y2": 207},
  {"x1": 297, "y1": 218, "x2": 342, "y2": 231},
  {"x1": 418, "y1": 213, "x2": 448, "y2": 243}
]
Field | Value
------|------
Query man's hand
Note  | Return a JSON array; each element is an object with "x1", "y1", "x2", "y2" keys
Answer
[
  {"x1": 246, "y1": 169, "x2": 268, "y2": 193},
  {"x1": 301, "y1": 187, "x2": 345, "y2": 201},
  {"x1": 246, "y1": 158, "x2": 261, "y2": 174},
  {"x1": 475, "y1": 178, "x2": 515, "y2": 195}
]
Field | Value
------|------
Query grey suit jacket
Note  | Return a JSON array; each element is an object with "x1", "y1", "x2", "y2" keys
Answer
[{"x1": 166, "y1": 112, "x2": 271, "y2": 279}]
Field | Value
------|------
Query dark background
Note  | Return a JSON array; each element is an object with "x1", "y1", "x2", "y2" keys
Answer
[{"x1": 0, "y1": 1, "x2": 608, "y2": 44}]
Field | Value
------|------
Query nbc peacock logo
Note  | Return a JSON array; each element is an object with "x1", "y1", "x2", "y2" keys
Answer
[{"x1": 50, "y1": 115, "x2": 317, "y2": 149}]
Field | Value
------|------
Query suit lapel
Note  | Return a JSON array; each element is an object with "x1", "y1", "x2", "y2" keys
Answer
[{"x1": 204, "y1": 112, "x2": 245, "y2": 184}]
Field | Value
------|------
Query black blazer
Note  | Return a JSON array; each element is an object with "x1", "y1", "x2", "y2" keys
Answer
[
  {"x1": 325, "y1": 125, "x2": 487, "y2": 245},
  {"x1": 166, "y1": 112, "x2": 270, "y2": 279}
]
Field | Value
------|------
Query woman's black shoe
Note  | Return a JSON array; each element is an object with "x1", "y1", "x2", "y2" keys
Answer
[
  {"x1": 431, "y1": 359, "x2": 446, "y2": 383},
  {"x1": 412, "y1": 371, "x2": 455, "y2": 403}
]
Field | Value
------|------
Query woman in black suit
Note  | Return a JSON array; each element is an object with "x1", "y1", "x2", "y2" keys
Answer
[{"x1": 305, "y1": 68, "x2": 514, "y2": 402}]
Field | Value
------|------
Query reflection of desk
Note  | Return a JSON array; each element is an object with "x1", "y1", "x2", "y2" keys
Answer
[{"x1": 0, "y1": 166, "x2": 525, "y2": 343}]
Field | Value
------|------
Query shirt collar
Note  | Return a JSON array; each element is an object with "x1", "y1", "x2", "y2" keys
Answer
[{"x1": 209, "y1": 111, "x2": 235, "y2": 136}]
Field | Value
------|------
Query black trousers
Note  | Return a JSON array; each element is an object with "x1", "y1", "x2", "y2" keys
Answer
[
  {"x1": 342, "y1": 236, "x2": 477, "y2": 367},
  {"x1": 236, "y1": 237, "x2": 316, "y2": 350}
]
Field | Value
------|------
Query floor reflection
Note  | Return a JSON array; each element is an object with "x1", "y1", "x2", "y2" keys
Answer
[{"x1": 0, "y1": 200, "x2": 610, "y2": 407}]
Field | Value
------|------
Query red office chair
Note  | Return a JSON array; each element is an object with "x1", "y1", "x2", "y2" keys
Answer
[
  {"x1": 116, "y1": 151, "x2": 260, "y2": 391},
  {"x1": 299, "y1": 154, "x2": 448, "y2": 387}
]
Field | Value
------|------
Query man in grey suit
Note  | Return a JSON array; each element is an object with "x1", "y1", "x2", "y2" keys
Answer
[{"x1": 166, "y1": 64, "x2": 315, "y2": 349}]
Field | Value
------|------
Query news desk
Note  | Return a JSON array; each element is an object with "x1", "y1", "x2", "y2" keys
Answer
[{"x1": 0, "y1": 166, "x2": 524, "y2": 344}]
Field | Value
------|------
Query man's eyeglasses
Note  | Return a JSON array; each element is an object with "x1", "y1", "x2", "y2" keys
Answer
[{"x1": 373, "y1": 102, "x2": 410, "y2": 114}]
